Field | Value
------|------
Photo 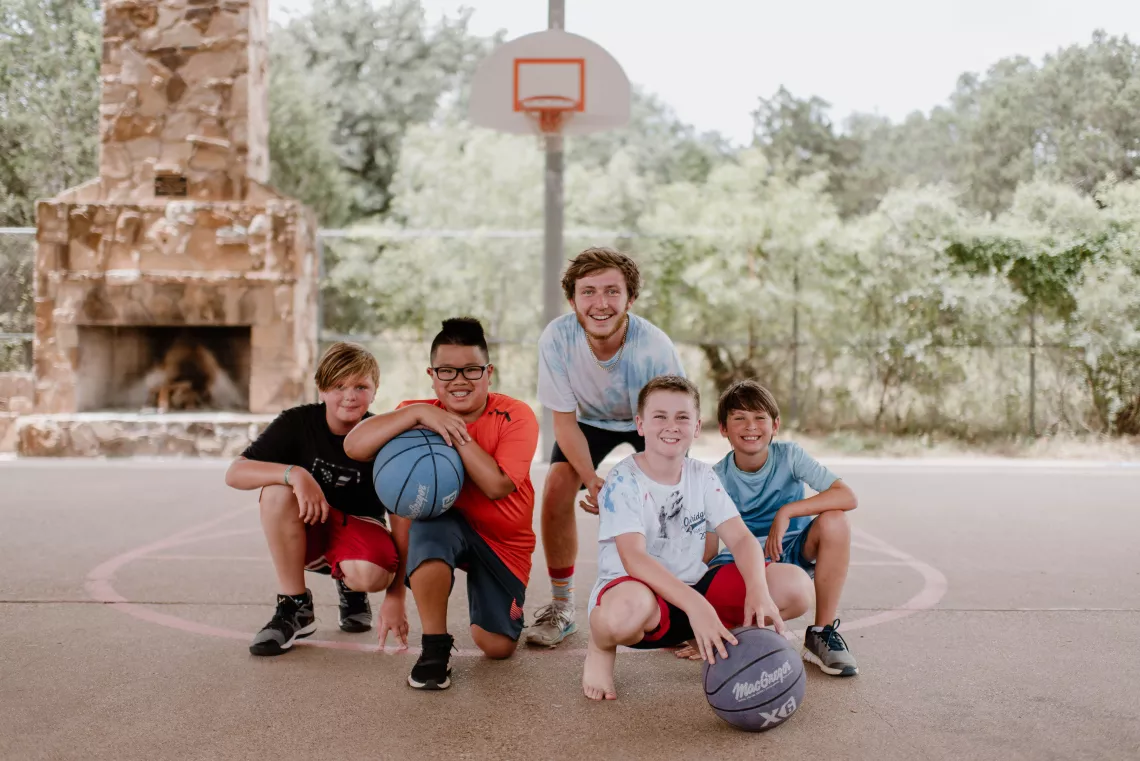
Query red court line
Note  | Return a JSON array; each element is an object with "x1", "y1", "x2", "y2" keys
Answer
[{"x1": 85, "y1": 509, "x2": 948, "y2": 656}]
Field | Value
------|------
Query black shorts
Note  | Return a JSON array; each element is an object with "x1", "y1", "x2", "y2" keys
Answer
[
  {"x1": 405, "y1": 510, "x2": 527, "y2": 640},
  {"x1": 550, "y1": 421, "x2": 645, "y2": 469},
  {"x1": 594, "y1": 564, "x2": 749, "y2": 650}
]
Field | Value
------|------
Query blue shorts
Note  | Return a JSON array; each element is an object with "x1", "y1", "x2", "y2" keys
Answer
[
  {"x1": 405, "y1": 510, "x2": 527, "y2": 640},
  {"x1": 710, "y1": 520, "x2": 816, "y2": 578}
]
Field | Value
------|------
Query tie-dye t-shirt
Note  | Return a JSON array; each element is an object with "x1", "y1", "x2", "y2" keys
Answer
[{"x1": 537, "y1": 313, "x2": 685, "y2": 432}]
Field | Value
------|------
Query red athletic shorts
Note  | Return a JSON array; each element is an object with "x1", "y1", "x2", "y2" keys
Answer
[
  {"x1": 594, "y1": 561, "x2": 768, "y2": 649},
  {"x1": 303, "y1": 507, "x2": 398, "y2": 578}
]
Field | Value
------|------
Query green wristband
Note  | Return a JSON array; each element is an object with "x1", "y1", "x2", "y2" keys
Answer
[{"x1": 284, "y1": 465, "x2": 294, "y2": 486}]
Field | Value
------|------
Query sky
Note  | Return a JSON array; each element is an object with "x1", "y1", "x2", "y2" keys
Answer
[{"x1": 269, "y1": 0, "x2": 1138, "y2": 145}]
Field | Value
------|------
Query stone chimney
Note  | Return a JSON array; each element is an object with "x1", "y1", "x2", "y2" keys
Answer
[
  {"x1": 99, "y1": 0, "x2": 270, "y2": 202},
  {"x1": 24, "y1": 0, "x2": 319, "y2": 456}
]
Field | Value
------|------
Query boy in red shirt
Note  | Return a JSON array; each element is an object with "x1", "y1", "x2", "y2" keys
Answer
[{"x1": 346, "y1": 317, "x2": 539, "y2": 690}]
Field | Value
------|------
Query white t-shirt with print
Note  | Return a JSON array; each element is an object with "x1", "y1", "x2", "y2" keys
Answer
[{"x1": 588, "y1": 455, "x2": 740, "y2": 614}]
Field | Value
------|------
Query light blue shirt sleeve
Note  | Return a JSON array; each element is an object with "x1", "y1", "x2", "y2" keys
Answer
[
  {"x1": 788, "y1": 443, "x2": 840, "y2": 493},
  {"x1": 597, "y1": 464, "x2": 647, "y2": 541},
  {"x1": 536, "y1": 325, "x2": 577, "y2": 413}
]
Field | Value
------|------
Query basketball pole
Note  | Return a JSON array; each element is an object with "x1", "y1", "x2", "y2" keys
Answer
[{"x1": 540, "y1": 0, "x2": 566, "y2": 462}]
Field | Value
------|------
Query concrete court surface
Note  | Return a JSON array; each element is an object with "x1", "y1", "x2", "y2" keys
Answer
[{"x1": 2, "y1": 455, "x2": 1139, "y2": 761}]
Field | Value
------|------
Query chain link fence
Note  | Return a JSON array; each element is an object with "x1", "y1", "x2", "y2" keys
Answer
[{"x1": 0, "y1": 228, "x2": 1117, "y2": 437}]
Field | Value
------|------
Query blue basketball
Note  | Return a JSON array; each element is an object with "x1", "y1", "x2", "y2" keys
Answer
[{"x1": 372, "y1": 429, "x2": 464, "y2": 520}]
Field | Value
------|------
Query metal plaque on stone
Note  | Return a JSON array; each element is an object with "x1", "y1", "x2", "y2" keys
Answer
[{"x1": 155, "y1": 174, "x2": 188, "y2": 197}]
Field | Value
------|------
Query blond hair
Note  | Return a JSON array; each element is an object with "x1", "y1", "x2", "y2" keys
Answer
[
  {"x1": 314, "y1": 342, "x2": 379, "y2": 391},
  {"x1": 637, "y1": 375, "x2": 700, "y2": 416}
]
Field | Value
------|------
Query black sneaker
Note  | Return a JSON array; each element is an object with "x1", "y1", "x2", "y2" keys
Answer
[
  {"x1": 336, "y1": 578, "x2": 372, "y2": 633},
  {"x1": 408, "y1": 633, "x2": 454, "y2": 690},
  {"x1": 249, "y1": 591, "x2": 317, "y2": 656}
]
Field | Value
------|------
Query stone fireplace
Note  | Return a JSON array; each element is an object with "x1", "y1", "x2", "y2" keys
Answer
[{"x1": 17, "y1": 0, "x2": 318, "y2": 457}]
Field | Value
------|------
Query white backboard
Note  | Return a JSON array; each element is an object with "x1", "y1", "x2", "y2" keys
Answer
[{"x1": 470, "y1": 29, "x2": 631, "y2": 136}]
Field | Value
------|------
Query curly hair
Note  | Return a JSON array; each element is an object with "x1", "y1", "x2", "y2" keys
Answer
[{"x1": 561, "y1": 247, "x2": 642, "y2": 302}]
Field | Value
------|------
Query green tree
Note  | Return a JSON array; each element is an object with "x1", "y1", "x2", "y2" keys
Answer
[
  {"x1": 570, "y1": 87, "x2": 734, "y2": 191},
  {"x1": 267, "y1": 32, "x2": 353, "y2": 226},
  {"x1": 845, "y1": 31, "x2": 1140, "y2": 216},
  {"x1": 0, "y1": 0, "x2": 100, "y2": 226},
  {"x1": 323, "y1": 122, "x2": 652, "y2": 338},
  {"x1": 637, "y1": 149, "x2": 841, "y2": 398},
  {"x1": 948, "y1": 181, "x2": 1108, "y2": 323},
  {"x1": 836, "y1": 185, "x2": 1017, "y2": 432},
  {"x1": 1033, "y1": 31, "x2": 1140, "y2": 193},
  {"x1": 277, "y1": 0, "x2": 491, "y2": 221},
  {"x1": 751, "y1": 87, "x2": 865, "y2": 216},
  {"x1": 1070, "y1": 179, "x2": 1140, "y2": 433}
]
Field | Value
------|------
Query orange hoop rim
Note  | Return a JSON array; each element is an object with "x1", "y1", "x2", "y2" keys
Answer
[{"x1": 519, "y1": 95, "x2": 579, "y2": 134}]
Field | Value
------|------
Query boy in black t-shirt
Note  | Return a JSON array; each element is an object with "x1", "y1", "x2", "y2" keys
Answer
[{"x1": 225, "y1": 342, "x2": 409, "y2": 656}]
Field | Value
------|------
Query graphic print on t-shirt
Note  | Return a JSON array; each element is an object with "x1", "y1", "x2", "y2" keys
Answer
[
  {"x1": 311, "y1": 457, "x2": 362, "y2": 490},
  {"x1": 655, "y1": 490, "x2": 684, "y2": 539}
]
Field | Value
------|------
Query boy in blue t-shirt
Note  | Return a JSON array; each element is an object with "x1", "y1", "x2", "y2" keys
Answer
[{"x1": 709, "y1": 380, "x2": 860, "y2": 677}]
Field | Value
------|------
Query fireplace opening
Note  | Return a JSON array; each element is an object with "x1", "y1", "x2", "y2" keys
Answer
[{"x1": 76, "y1": 326, "x2": 251, "y2": 412}]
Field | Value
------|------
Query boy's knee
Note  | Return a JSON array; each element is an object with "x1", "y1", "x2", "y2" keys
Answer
[
  {"x1": 816, "y1": 509, "x2": 850, "y2": 540},
  {"x1": 786, "y1": 573, "x2": 814, "y2": 619},
  {"x1": 594, "y1": 594, "x2": 656, "y2": 641},
  {"x1": 767, "y1": 563, "x2": 814, "y2": 619},
  {"x1": 471, "y1": 627, "x2": 517, "y2": 660},
  {"x1": 339, "y1": 561, "x2": 393, "y2": 593},
  {"x1": 260, "y1": 485, "x2": 299, "y2": 517}
]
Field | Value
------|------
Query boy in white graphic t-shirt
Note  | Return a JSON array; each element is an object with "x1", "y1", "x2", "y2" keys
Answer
[{"x1": 582, "y1": 376, "x2": 813, "y2": 701}]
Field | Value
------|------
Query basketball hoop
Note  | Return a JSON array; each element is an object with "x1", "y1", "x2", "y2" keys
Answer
[
  {"x1": 519, "y1": 95, "x2": 579, "y2": 135},
  {"x1": 471, "y1": 37, "x2": 628, "y2": 137}
]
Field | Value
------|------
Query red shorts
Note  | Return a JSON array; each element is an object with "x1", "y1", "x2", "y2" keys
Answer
[
  {"x1": 594, "y1": 561, "x2": 767, "y2": 649},
  {"x1": 304, "y1": 507, "x2": 398, "y2": 578}
]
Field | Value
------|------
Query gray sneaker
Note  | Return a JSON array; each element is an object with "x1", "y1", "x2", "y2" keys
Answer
[
  {"x1": 249, "y1": 591, "x2": 317, "y2": 656},
  {"x1": 336, "y1": 578, "x2": 372, "y2": 633},
  {"x1": 802, "y1": 619, "x2": 859, "y2": 676},
  {"x1": 523, "y1": 601, "x2": 576, "y2": 647}
]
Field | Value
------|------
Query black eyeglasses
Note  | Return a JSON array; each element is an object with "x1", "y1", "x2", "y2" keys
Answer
[{"x1": 431, "y1": 364, "x2": 489, "y2": 381}]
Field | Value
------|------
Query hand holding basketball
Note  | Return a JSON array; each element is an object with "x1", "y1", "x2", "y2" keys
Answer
[
  {"x1": 687, "y1": 595, "x2": 739, "y2": 665},
  {"x1": 291, "y1": 468, "x2": 331, "y2": 525},
  {"x1": 744, "y1": 588, "x2": 786, "y2": 636},
  {"x1": 414, "y1": 405, "x2": 471, "y2": 448}
]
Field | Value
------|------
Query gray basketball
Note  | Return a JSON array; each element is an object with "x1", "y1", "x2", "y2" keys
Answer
[{"x1": 703, "y1": 626, "x2": 806, "y2": 732}]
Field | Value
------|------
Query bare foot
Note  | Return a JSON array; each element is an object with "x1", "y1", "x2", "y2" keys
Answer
[
  {"x1": 582, "y1": 640, "x2": 617, "y2": 701},
  {"x1": 671, "y1": 641, "x2": 703, "y2": 661}
]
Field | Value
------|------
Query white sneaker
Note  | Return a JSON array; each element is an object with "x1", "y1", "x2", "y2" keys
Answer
[{"x1": 523, "y1": 601, "x2": 576, "y2": 647}]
